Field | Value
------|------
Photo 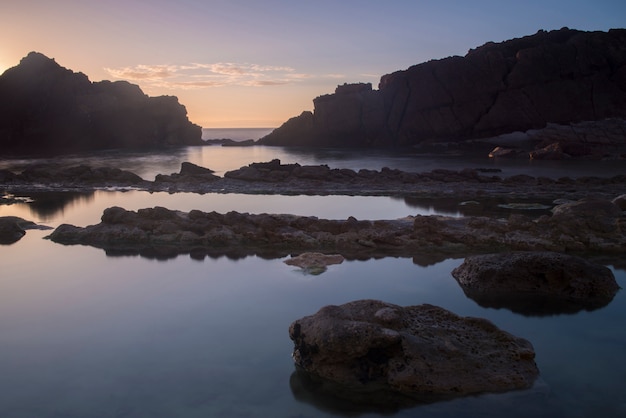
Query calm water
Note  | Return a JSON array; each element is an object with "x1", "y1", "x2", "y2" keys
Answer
[{"x1": 1, "y1": 137, "x2": 625, "y2": 417}]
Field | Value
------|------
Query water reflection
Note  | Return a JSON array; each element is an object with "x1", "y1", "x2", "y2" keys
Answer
[
  {"x1": 401, "y1": 196, "x2": 554, "y2": 218},
  {"x1": 458, "y1": 289, "x2": 618, "y2": 316},
  {"x1": 20, "y1": 191, "x2": 94, "y2": 220},
  {"x1": 290, "y1": 368, "x2": 419, "y2": 415},
  {"x1": 289, "y1": 368, "x2": 558, "y2": 418}
]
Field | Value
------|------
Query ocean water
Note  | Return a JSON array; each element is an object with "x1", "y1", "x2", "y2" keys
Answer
[
  {"x1": 202, "y1": 127, "x2": 275, "y2": 141},
  {"x1": 1, "y1": 143, "x2": 625, "y2": 417}
]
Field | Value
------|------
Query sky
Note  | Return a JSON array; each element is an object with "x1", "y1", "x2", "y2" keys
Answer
[{"x1": 1, "y1": 0, "x2": 625, "y2": 128}]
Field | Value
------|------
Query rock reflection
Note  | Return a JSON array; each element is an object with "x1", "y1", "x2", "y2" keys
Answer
[
  {"x1": 290, "y1": 368, "x2": 419, "y2": 416},
  {"x1": 21, "y1": 191, "x2": 94, "y2": 219},
  {"x1": 401, "y1": 196, "x2": 554, "y2": 218},
  {"x1": 458, "y1": 289, "x2": 618, "y2": 316}
]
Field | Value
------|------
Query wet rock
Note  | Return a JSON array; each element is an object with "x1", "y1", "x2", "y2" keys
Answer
[
  {"x1": 611, "y1": 194, "x2": 626, "y2": 211},
  {"x1": 550, "y1": 198, "x2": 622, "y2": 233},
  {"x1": 154, "y1": 162, "x2": 219, "y2": 183},
  {"x1": 45, "y1": 197, "x2": 626, "y2": 260},
  {"x1": 284, "y1": 252, "x2": 344, "y2": 275},
  {"x1": 0, "y1": 217, "x2": 27, "y2": 244},
  {"x1": 488, "y1": 146, "x2": 527, "y2": 158},
  {"x1": 0, "y1": 216, "x2": 51, "y2": 244},
  {"x1": 289, "y1": 300, "x2": 539, "y2": 401},
  {"x1": 451, "y1": 252, "x2": 620, "y2": 315}
]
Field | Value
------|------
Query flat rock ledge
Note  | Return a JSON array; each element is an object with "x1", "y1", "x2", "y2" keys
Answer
[
  {"x1": 45, "y1": 197, "x2": 626, "y2": 260},
  {"x1": 289, "y1": 300, "x2": 539, "y2": 403},
  {"x1": 3, "y1": 160, "x2": 626, "y2": 202},
  {"x1": 452, "y1": 251, "x2": 620, "y2": 315}
]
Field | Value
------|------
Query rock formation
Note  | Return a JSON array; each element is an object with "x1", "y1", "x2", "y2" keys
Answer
[
  {"x1": 284, "y1": 252, "x2": 345, "y2": 275},
  {"x1": 259, "y1": 28, "x2": 626, "y2": 157},
  {"x1": 45, "y1": 196, "x2": 626, "y2": 260},
  {"x1": 3, "y1": 160, "x2": 626, "y2": 203},
  {"x1": 451, "y1": 251, "x2": 620, "y2": 315},
  {"x1": 288, "y1": 300, "x2": 539, "y2": 402},
  {"x1": 0, "y1": 216, "x2": 51, "y2": 244},
  {"x1": 0, "y1": 52, "x2": 202, "y2": 154}
]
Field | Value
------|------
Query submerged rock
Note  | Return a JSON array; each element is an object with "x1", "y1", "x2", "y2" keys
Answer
[
  {"x1": 289, "y1": 300, "x2": 539, "y2": 402},
  {"x1": 284, "y1": 252, "x2": 345, "y2": 275},
  {"x1": 451, "y1": 251, "x2": 620, "y2": 315}
]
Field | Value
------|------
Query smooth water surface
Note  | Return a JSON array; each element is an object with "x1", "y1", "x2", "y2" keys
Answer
[
  {"x1": 1, "y1": 143, "x2": 625, "y2": 417},
  {"x1": 1, "y1": 227, "x2": 624, "y2": 417}
]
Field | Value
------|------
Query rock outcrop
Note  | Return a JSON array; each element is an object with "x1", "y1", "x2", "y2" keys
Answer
[
  {"x1": 259, "y1": 28, "x2": 626, "y2": 154},
  {"x1": 0, "y1": 216, "x2": 51, "y2": 244},
  {"x1": 0, "y1": 52, "x2": 202, "y2": 154},
  {"x1": 45, "y1": 197, "x2": 626, "y2": 260},
  {"x1": 452, "y1": 252, "x2": 620, "y2": 315},
  {"x1": 284, "y1": 252, "x2": 344, "y2": 275},
  {"x1": 3, "y1": 160, "x2": 626, "y2": 203},
  {"x1": 288, "y1": 300, "x2": 539, "y2": 402}
]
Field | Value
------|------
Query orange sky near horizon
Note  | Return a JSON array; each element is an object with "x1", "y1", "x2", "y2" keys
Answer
[{"x1": 2, "y1": 1, "x2": 625, "y2": 129}]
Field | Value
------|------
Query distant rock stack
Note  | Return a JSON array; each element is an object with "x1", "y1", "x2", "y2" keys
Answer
[
  {"x1": 260, "y1": 28, "x2": 626, "y2": 152},
  {"x1": 0, "y1": 52, "x2": 203, "y2": 154}
]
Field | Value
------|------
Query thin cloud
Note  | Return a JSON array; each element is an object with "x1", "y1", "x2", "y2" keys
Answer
[
  {"x1": 104, "y1": 61, "x2": 300, "y2": 89},
  {"x1": 104, "y1": 64, "x2": 177, "y2": 80}
]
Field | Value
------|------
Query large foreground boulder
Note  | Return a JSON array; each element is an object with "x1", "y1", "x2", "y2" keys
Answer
[
  {"x1": 289, "y1": 300, "x2": 539, "y2": 402},
  {"x1": 451, "y1": 252, "x2": 620, "y2": 315}
]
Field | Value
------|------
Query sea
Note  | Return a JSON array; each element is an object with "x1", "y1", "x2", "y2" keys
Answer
[{"x1": 0, "y1": 128, "x2": 625, "y2": 417}]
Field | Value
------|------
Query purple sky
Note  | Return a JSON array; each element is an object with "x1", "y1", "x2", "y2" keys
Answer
[{"x1": 2, "y1": 0, "x2": 625, "y2": 127}]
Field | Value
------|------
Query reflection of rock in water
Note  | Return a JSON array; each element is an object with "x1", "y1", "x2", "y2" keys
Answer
[
  {"x1": 290, "y1": 367, "x2": 417, "y2": 415},
  {"x1": 452, "y1": 252, "x2": 620, "y2": 316},
  {"x1": 290, "y1": 368, "x2": 557, "y2": 418},
  {"x1": 401, "y1": 196, "x2": 553, "y2": 218},
  {"x1": 26, "y1": 191, "x2": 94, "y2": 219},
  {"x1": 459, "y1": 290, "x2": 617, "y2": 316}
]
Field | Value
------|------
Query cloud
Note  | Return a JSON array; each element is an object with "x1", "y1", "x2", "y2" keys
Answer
[
  {"x1": 104, "y1": 64, "x2": 177, "y2": 80},
  {"x1": 104, "y1": 61, "x2": 300, "y2": 89}
]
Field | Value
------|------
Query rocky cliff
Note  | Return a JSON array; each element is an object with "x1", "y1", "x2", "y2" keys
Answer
[
  {"x1": 259, "y1": 28, "x2": 626, "y2": 150},
  {"x1": 0, "y1": 52, "x2": 202, "y2": 154}
]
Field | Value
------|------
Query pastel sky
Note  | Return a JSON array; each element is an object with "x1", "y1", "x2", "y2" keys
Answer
[{"x1": 2, "y1": 0, "x2": 625, "y2": 128}]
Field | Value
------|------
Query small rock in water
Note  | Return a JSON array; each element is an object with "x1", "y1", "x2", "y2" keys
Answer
[{"x1": 284, "y1": 252, "x2": 344, "y2": 275}]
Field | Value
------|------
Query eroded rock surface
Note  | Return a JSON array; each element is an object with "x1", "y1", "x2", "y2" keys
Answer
[
  {"x1": 452, "y1": 252, "x2": 620, "y2": 315},
  {"x1": 289, "y1": 300, "x2": 539, "y2": 401},
  {"x1": 284, "y1": 252, "x2": 344, "y2": 275},
  {"x1": 45, "y1": 197, "x2": 626, "y2": 259},
  {"x1": 2, "y1": 160, "x2": 626, "y2": 204}
]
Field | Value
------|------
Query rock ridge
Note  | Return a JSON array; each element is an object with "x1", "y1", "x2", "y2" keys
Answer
[
  {"x1": 0, "y1": 52, "x2": 202, "y2": 154},
  {"x1": 46, "y1": 197, "x2": 626, "y2": 260},
  {"x1": 259, "y1": 28, "x2": 626, "y2": 152}
]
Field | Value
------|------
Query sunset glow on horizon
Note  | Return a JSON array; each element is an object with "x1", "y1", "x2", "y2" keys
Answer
[{"x1": 2, "y1": 0, "x2": 625, "y2": 128}]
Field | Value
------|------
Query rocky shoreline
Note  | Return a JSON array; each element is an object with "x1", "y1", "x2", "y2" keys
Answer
[
  {"x1": 2, "y1": 159, "x2": 626, "y2": 202},
  {"x1": 44, "y1": 196, "x2": 625, "y2": 262},
  {"x1": 3, "y1": 158, "x2": 624, "y2": 405}
]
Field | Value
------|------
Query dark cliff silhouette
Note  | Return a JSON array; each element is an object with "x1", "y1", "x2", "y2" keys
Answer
[
  {"x1": 259, "y1": 28, "x2": 626, "y2": 148},
  {"x1": 0, "y1": 52, "x2": 202, "y2": 154}
]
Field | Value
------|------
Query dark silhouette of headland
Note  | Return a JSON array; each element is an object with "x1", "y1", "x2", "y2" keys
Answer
[
  {"x1": 260, "y1": 28, "x2": 626, "y2": 159},
  {"x1": 0, "y1": 52, "x2": 202, "y2": 154}
]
